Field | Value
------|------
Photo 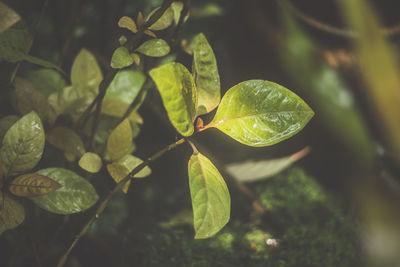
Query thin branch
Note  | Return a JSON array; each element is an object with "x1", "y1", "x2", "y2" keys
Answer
[{"x1": 170, "y1": 0, "x2": 191, "y2": 43}]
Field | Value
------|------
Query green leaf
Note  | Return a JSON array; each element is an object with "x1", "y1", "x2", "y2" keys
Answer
[
  {"x1": 111, "y1": 46, "x2": 134, "y2": 69},
  {"x1": 188, "y1": 152, "x2": 230, "y2": 239},
  {"x1": 190, "y1": 33, "x2": 220, "y2": 115},
  {"x1": 0, "y1": 192, "x2": 25, "y2": 235},
  {"x1": 147, "y1": 6, "x2": 174, "y2": 31},
  {"x1": 0, "y1": 2, "x2": 20, "y2": 34},
  {"x1": 107, "y1": 154, "x2": 151, "y2": 193},
  {"x1": 171, "y1": 2, "x2": 189, "y2": 24},
  {"x1": 0, "y1": 21, "x2": 32, "y2": 62},
  {"x1": 101, "y1": 99, "x2": 143, "y2": 124},
  {"x1": 46, "y1": 127, "x2": 86, "y2": 158},
  {"x1": 31, "y1": 168, "x2": 99, "y2": 214},
  {"x1": 105, "y1": 70, "x2": 146, "y2": 104},
  {"x1": 136, "y1": 39, "x2": 170, "y2": 57},
  {"x1": 22, "y1": 53, "x2": 64, "y2": 73},
  {"x1": 107, "y1": 118, "x2": 133, "y2": 161},
  {"x1": 9, "y1": 173, "x2": 61, "y2": 197},
  {"x1": 79, "y1": 152, "x2": 102, "y2": 173},
  {"x1": 27, "y1": 69, "x2": 66, "y2": 97},
  {"x1": 149, "y1": 62, "x2": 197, "y2": 136},
  {"x1": 118, "y1": 16, "x2": 137, "y2": 33},
  {"x1": 210, "y1": 80, "x2": 314, "y2": 147},
  {"x1": 0, "y1": 111, "x2": 45, "y2": 176},
  {"x1": 0, "y1": 115, "x2": 19, "y2": 143}
]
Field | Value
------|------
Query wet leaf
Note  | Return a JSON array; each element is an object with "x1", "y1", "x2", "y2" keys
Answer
[
  {"x1": 149, "y1": 62, "x2": 197, "y2": 136},
  {"x1": 188, "y1": 152, "x2": 230, "y2": 239},
  {"x1": 9, "y1": 173, "x2": 61, "y2": 197},
  {"x1": 105, "y1": 70, "x2": 146, "y2": 104},
  {"x1": 27, "y1": 69, "x2": 66, "y2": 97},
  {"x1": 0, "y1": 192, "x2": 25, "y2": 235},
  {"x1": 210, "y1": 80, "x2": 314, "y2": 147},
  {"x1": 0, "y1": 21, "x2": 32, "y2": 62},
  {"x1": 0, "y1": 115, "x2": 19, "y2": 143},
  {"x1": 0, "y1": 111, "x2": 45, "y2": 176},
  {"x1": 136, "y1": 39, "x2": 170, "y2": 57},
  {"x1": 0, "y1": 2, "x2": 20, "y2": 34},
  {"x1": 31, "y1": 168, "x2": 99, "y2": 214},
  {"x1": 79, "y1": 152, "x2": 102, "y2": 173},
  {"x1": 46, "y1": 127, "x2": 85, "y2": 158},
  {"x1": 190, "y1": 33, "x2": 220, "y2": 115},
  {"x1": 111, "y1": 46, "x2": 133, "y2": 69},
  {"x1": 118, "y1": 16, "x2": 137, "y2": 33},
  {"x1": 147, "y1": 6, "x2": 174, "y2": 31},
  {"x1": 107, "y1": 118, "x2": 133, "y2": 161},
  {"x1": 107, "y1": 154, "x2": 151, "y2": 193}
]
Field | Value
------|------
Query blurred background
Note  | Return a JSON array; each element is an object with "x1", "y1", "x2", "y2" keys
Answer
[{"x1": 1, "y1": 0, "x2": 400, "y2": 266}]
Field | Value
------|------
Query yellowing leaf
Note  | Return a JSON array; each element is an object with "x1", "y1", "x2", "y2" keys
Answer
[
  {"x1": 118, "y1": 16, "x2": 138, "y2": 33},
  {"x1": 147, "y1": 6, "x2": 174, "y2": 31},
  {"x1": 188, "y1": 153, "x2": 230, "y2": 239},
  {"x1": 111, "y1": 46, "x2": 134, "y2": 69},
  {"x1": 9, "y1": 173, "x2": 61, "y2": 197},
  {"x1": 136, "y1": 39, "x2": 170, "y2": 57},
  {"x1": 149, "y1": 62, "x2": 197, "y2": 136},
  {"x1": 131, "y1": 53, "x2": 140, "y2": 66},
  {"x1": 0, "y1": 192, "x2": 25, "y2": 235},
  {"x1": 46, "y1": 127, "x2": 86, "y2": 158},
  {"x1": 210, "y1": 80, "x2": 314, "y2": 147},
  {"x1": 0, "y1": 2, "x2": 21, "y2": 34},
  {"x1": 144, "y1": 29, "x2": 157, "y2": 38},
  {"x1": 101, "y1": 99, "x2": 143, "y2": 124},
  {"x1": 79, "y1": 152, "x2": 102, "y2": 173},
  {"x1": 107, "y1": 118, "x2": 133, "y2": 161}
]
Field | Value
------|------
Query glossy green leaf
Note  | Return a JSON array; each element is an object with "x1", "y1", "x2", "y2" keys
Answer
[
  {"x1": 107, "y1": 118, "x2": 133, "y2": 161},
  {"x1": 0, "y1": 115, "x2": 19, "y2": 143},
  {"x1": 31, "y1": 168, "x2": 99, "y2": 214},
  {"x1": 107, "y1": 154, "x2": 151, "y2": 193},
  {"x1": 46, "y1": 127, "x2": 85, "y2": 158},
  {"x1": 0, "y1": 2, "x2": 20, "y2": 34},
  {"x1": 79, "y1": 152, "x2": 102, "y2": 173},
  {"x1": 0, "y1": 111, "x2": 45, "y2": 176},
  {"x1": 27, "y1": 69, "x2": 66, "y2": 97},
  {"x1": 105, "y1": 70, "x2": 146, "y2": 104},
  {"x1": 190, "y1": 33, "x2": 220, "y2": 115},
  {"x1": 0, "y1": 192, "x2": 25, "y2": 235},
  {"x1": 136, "y1": 39, "x2": 170, "y2": 57},
  {"x1": 188, "y1": 152, "x2": 230, "y2": 239},
  {"x1": 147, "y1": 6, "x2": 174, "y2": 31},
  {"x1": 9, "y1": 173, "x2": 61, "y2": 197},
  {"x1": 118, "y1": 16, "x2": 137, "y2": 33},
  {"x1": 149, "y1": 62, "x2": 197, "y2": 136},
  {"x1": 111, "y1": 46, "x2": 134, "y2": 69},
  {"x1": 0, "y1": 21, "x2": 32, "y2": 62},
  {"x1": 210, "y1": 80, "x2": 314, "y2": 147}
]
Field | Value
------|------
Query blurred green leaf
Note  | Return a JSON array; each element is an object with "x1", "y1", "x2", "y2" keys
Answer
[
  {"x1": 191, "y1": 3, "x2": 224, "y2": 19},
  {"x1": 9, "y1": 173, "x2": 61, "y2": 197},
  {"x1": 0, "y1": 115, "x2": 19, "y2": 143},
  {"x1": 0, "y1": 2, "x2": 20, "y2": 34},
  {"x1": 111, "y1": 47, "x2": 133, "y2": 69},
  {"x1": 107, "y1": 118, "x2": 133, "y2": 161},
  {"x1": 46, "y1": 127, "x2": 86, "y2": 158},
  {"x1": 0, "y1": 111, "x2": 45, "y2": 176},
  {"x1": 171, "y1": 1, "x2": 189, "y2": 24},
  {"x1": 147, "y1": 6, "x2": 174, "y2": 31},
  {"x1": 79, "y1": 152, "x2": 102, "y2": 173},
  {"x1": 136, "y1": 39, "x2": 170, "y2": 57},
  {"x1": 210, "y1": 80, "x2": 313, "y2": 147},
  {"x1": 27, "y1": 69, "x2": 66, "y2": 97},
  {"x1": 118, "y1": 16, "x2": 137, "y2": 33},
  {"x1": 188, "y1": 152, "x2": 230, "y2": 239},
  {"x1": 190, "y1": 33, "x2": 220, "y2": 116},
  {"x1": 0, "y1": 192, "x2": 24, "y2": 235},
  {"x1": 101, "y1": 99, "x2": 143, "y2": 124},
  {"x1": 31, "y1": 168, "x2": 99, "y2": 214},
  {"x1": 149, "y1": 62, "x2": 197, "y2": 136},
  {"x1": 22, "y1": 54, "x2": 63, "y2": 73},
  {"x1": 0, "y1": 21, "x2": 32, "y2": 62},
  {"x1": 105, "y1": 70, "x2": 146, "y2": 104}
]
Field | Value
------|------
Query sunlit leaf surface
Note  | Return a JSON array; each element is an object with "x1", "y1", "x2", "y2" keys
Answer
[
  {"x1": 107, "y1": 118, "x2": 133, "y2": 161},
  {"x1": 111, "y1": 47, "x2": 133, "y2": 69},
  {"x1": 136, "y1": 39, "x2": 170, "y2": 57},
  {"x1": 118, "y1": 16, "x2": 137, "y2": 33},
  {"x1": 9, "y1": 173, "x2": 61, "y2": 197},
  {"x1": 79, "y1": 152, "x2": 102, "y2": 173},
  {"x1": 147, "y1": 6, "x2": 174, "y2": 31},
  {"x1": 105, "y1": 70, "x2": 146, "y2": 104}
]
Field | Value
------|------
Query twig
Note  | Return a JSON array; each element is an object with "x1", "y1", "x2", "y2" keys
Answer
[
  {"x1": 170, "y1": 0, "x2": 191, "y2": 43},
  {"x1": 56, "y1": 137, "x2": 186, "y2": 267}
]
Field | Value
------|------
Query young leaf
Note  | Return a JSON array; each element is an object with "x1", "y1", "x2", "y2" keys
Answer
[
  {"x1": 143, "y1": 29, "x2": 157, "y2": 38},
  {"x1": 136, "y1": 39, "x2": 170, "y2": 57},
  {"x1": 0, "y1": 21, "x2": 32, "y2": 62},
  {"x1": 188, "y1": 152, "x2": 230, "y2": 239},
  {"x1": 46, "y1": 127, "x2": 86, "y2": 158},
  {"x1": 31, "y1": 168, "x2": 99, "y2": 214},
  {"x1": 111, "y1": 46, "x2": 134, "y2": 69},
  {"x1": 118, "y1": 16, "x2": 138, "y2": 33},
  {"x1": 105, "y1": 70, "x2": 146, "y2": 104},
  {"x1": 147, "y1": 6, "x2": 174, "y2": 31},
  {"x1": 0, "y1": 2, "x2": 21, "y2": 34},
  {"x1": 107, "y1": 154, "x2": 151, "y2": 193},
  {"x1": 149, "y1": 62, "x2": 197, "y2": 136},
  {"x1": 0, "y1": 115, "x2": 19, "y2": 143},
  {"x1": 9, "y1": 173, "x2": 61, "y2": 197},
  {"x1": 131, "y1": 53, "x2": 140, "y2": 66},
  {"x1": 27, "y1": 69, "x2": 66, "y2": 97},
  {"x1": 0, "y1": 111, "x2": 45, "y2": 176},
  {"x1": 209, "y1": 80, "x2": 314, "y2": 147},
  {"x1": 190, "y1": 33, "x2": 221, "y2": 115},
  {"x1": 79, "y1": 152, "x2": 102, "y2": 173},
  {"x1": 0, "y1": 192, "x2": 25, "y2": 235},
  {"x1": 107, "y1": 118, "x2": 133, "y2": 161}
]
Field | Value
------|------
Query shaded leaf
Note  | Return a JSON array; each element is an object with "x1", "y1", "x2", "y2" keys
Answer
[
  {"x1": 118, "y1": 16, "x2": 137, "y2": 33},
  {"x1": 144, "y1": 29, "x2": 157, "y2": 38},
  {"x1": 22, "y1": 53, "x2": 63, "y2": 73},
  {"x1": 9, "y1": 173, "x2": 61, "y2": 197},
  {"x1": 107, "y1": 118, "x2": 133, "y2": 161},
  {"x1": 0, "y1": 115, "x2": 19, "y2": 143},
  {"x1": 210, "y1": 80, "x2": 314, "y2": 147},
  {"x1": 27, "y1": 69, "x2": 66, "y2": 97},
  {"x1": 136, "y1": 39, "x2": 170, "y2": 57},
  {"x1": 105, "y1": 70, "x2": 146, "y2": 104},
  {"x1": 46, "y1": 127, "x2": 85, "y2": 158},
  {"x1": 31, "y1": 168, "x2": 99, "y2": 214},
  {"x1": 190, "y1": 33, "x2": 220, "y2": 115},
  {"x1": 79, "y1": 152, "x2": 102, "y2": 173},
  {"x1": 0, "y1": 21, "x2": 32, "y2": 62},
  {"x1": 171, "y1": 1, "x2": 189, "y2": 24},
  {"x1": 101, "y1": 99, "x2": 143, "y2": 124},
  {"x1": 149, "y1": 62, "x2": 197, "y2": 136},
  {"x1": 0, "y1": 192, "x2": 25, "y2": 235},
  {"x1": 119, "y1": 35, "x2": 127, "y2": 45},
  {"x1": 188, "y1": 152, "x2": 230, "y2": 239},
  {"x1": 111, "y1": 46, "x2": 133, "y2": 69},
  {"x1": 0, "y1": 111, "x2": 45, "y2": 176},
  {"x1": 0, "y1": 2, "x2": 20, "y2": 34},
  {"x1": 131, "y1": 53, "x2": 140, "y2": 66},
  {"x1": 147, "y1": 6, "x2": 174, "y2": 31},
  {"x1": 136, "y1": 11, "x2": 144, "y2": 27}
]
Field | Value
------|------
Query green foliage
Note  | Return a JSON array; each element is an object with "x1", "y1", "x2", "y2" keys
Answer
[
  {"x1": 0, "y1": 2, "x2": 20, "y2": 34},
  {"x1": 111, "y1": 46, "x2": 134, "y2": 69},
  {"x1": 136, "y1": 39, "x2": 170, "y2": 57},
  {"x1": 46, "y1": 127, "x2": 86, "y2": 159},
  {"x1": 147, "y1": 6, "x2": 174, "y2": 31},
  {"x1": 9, "y1": 173, "x2": 61, "y2": 197},
  {"x1": 0, "y1": 21, "x2": 32, "y2": 62},
  {"x1": 79, "y1": 152, "x2": 102, "y2": 173},
  {"x1": 27, "y1": 69, "x2": 66, "y2": 97},
  {"x1": 118, "y1": 16, "x2": 138, "y2": 33},
  {"x1": 0, "y1": 192, "x2": 25, "y2": 235},
  {"x1": 107, "y1": 118, "x2": 133, "y2": 162},
  {"x1": 105, "y1": 70, "x2": 146, "y2": 104}
]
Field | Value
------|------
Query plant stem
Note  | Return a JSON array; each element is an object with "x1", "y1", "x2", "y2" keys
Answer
[{"x1": 56, "y1": 137, "x2": 186, "y2": 267}]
